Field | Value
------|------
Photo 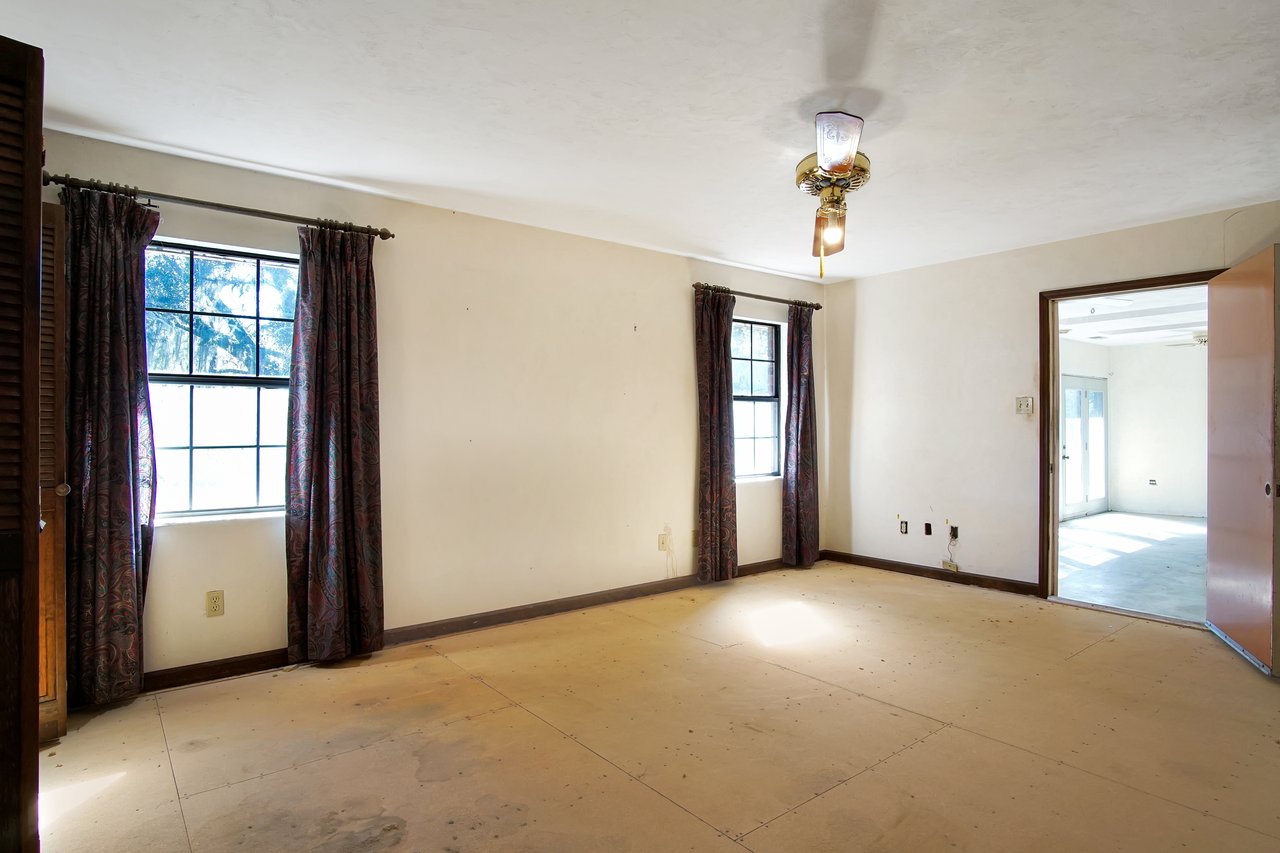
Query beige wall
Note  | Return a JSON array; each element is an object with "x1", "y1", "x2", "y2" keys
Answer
[
  {"x1": 824, "y1": 200, "x2": 1280, "y2": 583},
  {"x1": 42, "y1": 131, "x2": 826, "y2": 671},
  {"x1": 1108, "y1": 343, "x2": 1208, "y2": 518}
]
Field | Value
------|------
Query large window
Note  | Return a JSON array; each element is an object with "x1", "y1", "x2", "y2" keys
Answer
[
  {"x1": 144, "y1": 243, "x2": 298, "y2": 514},
  {"x1": 731, "y1": 320, "x2": 781, "y2": 477}
]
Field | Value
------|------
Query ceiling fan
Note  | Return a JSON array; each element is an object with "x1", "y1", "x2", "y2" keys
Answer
[
  {"x1": 1166, "y1": 331, "x2": 1209, "y2": 348},
  {"x1": 795, "y1": 111, "x2": 871, "y2": 278}
]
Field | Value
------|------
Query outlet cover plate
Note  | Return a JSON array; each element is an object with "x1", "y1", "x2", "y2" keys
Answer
[
  {"x1": 942, "y1": 560, "x2": 960, "y2": 572},
  {"x1": 205, "y1": 590, "x2": 225, "y2": 618}
]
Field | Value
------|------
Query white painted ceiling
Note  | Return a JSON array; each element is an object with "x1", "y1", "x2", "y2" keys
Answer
[
  {"x1": 5, "y1": 0, "x2": 1279, "y2": 280},
  {"x1": 1059, "y1": 284, "x2": 1207, "y2": 347}
]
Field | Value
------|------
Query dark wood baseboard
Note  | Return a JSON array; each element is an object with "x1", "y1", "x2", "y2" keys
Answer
[
  {"x1": 385, "y1": 573, "x2": 705, "y2": 645},
  {"x1": 143, "y1": 648, "x2": 289, "y2": 693},
  {"x1": 141, "y1": 560, "x2": 797, "y2": 693},
  {"x1": 819, "y1": 550, "x2": 1040, "y2": 596},
  {"x1": 386, "y1": 558, "x2": 801, "y2": 644},
  {"x1": 737, "y1": 558, "x2": 788, "y2": 577}
]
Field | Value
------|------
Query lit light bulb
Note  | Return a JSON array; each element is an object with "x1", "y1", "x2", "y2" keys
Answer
[{"x1": 823, "y1": 225, "x2": 843, "y2": 244}]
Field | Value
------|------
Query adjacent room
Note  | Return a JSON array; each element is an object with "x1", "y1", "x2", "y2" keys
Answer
[
  {"x1": 2, "y1": 2, "x2": 1280, "y2": 852},
  {"x1": 1056, "y1": 286, "x2": 1210, "y2": 622}
]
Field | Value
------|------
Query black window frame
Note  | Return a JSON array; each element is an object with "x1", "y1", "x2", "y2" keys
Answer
[
  {"x1": 731, "y1": 319, "x2": 782, "y2": 478},
  {"x1": 144, "y1": 240, "x2": 298, "y2": 517}
]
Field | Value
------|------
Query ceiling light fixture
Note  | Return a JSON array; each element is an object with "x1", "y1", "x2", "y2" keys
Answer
[{"x1": 796, "y1": 111, "x2": 871, "y2": 278}]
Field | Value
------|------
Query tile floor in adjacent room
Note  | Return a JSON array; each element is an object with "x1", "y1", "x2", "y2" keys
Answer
[
  {"x1": 1058, "y1": 512, "x2": 1207, "y2": 622},
  {"x1": 38, "y1": 562, "x2": 1280, "y2": 852}
]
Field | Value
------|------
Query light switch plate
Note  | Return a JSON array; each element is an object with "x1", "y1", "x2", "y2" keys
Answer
[{"x1": 1015, "y1": 396, "x2": 1034, "y2": 415}]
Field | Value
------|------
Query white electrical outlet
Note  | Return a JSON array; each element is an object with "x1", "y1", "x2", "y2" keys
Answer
[
  {"x1": 658, "y1": 533, "x2": 671, "y2": 552},
  {"x1": 941, "y1": 560, "x2": 960, "y2": 572},
  {"x1": 205, "y1": 590, "x2": 225, "y2": 618}
]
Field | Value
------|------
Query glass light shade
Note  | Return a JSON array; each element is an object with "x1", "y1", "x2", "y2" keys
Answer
[
  {"x1": 811, "y1": 211, "x2": 846, "y2": 257},
  {"x1": 815, "y1": 111, "x2": 864, "y2": 175}
]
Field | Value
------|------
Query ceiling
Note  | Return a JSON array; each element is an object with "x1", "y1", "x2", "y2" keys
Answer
[
  {"x1": 6, "y1": 1, "x2": 1279, "y2": 281},
  {"x1": 1059, "y1": 285, "x2": 1207, "y2": 347}
]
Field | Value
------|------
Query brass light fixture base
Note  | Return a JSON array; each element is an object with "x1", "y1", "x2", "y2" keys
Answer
[{"x1": 795, "y1": 151, "x2": 871, "y2": 197}]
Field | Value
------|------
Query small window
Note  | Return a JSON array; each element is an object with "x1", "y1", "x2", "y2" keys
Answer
[
  {"x1": 144, "y1": 243, "x2": 298, "y2": 514},
  {"x1": 731, "y1": 320, "x2": 781, "y2": 477}
]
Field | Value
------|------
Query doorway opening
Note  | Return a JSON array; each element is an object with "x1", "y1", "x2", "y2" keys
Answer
[{"x1": 1039, "y1": 272, "x2": 1224, "y2": 623}]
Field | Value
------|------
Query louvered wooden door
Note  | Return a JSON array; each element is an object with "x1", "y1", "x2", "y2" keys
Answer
[
  {"x1": 0, "y1": 33, "x2": 44, "y2": 853},
  {"x1": 38, "y1": 202, "x2": 66, "y2": 741}
]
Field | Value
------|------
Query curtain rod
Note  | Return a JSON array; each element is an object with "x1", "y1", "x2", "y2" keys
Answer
[
  {"x1": 42, "y1": 171, "x2": 395, "y2": 240},
  {"x1": 692, "y1": 282, "x2": 822, "y2": 311}
]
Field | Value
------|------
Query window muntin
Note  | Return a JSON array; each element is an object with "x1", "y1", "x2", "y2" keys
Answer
[
  {"x1": 731, "y1": 320, "x2": 781, "y2": 477},
  {"x1": 144, "y1": 243, "x2": 298, "y2": 515}
]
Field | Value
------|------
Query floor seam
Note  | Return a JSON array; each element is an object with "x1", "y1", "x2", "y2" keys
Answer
[
  {"x1": 154, "y1": 696, "x2": 195, "y2": 853},
  {"x1": 603, "y1": 604, "x2": 742, "y2": 650},
  {"x1": 727, "y1": 652, "x2": 953, "y2": 729},
  {"x1": 950, "y1": 724, "x2": 1280, "y2": 842},
  {"x1": 1064, "y1": 621, "x2": 1132, "y2": 661},
  {"x1": 738, "y1": 724, "x2": 953, "y2": 846},
  {"x1": 437, "y1": 651, "x2": 751, "y2": 849}
]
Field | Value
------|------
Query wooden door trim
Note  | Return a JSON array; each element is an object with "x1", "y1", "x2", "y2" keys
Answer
[{"x1": 1037, "y1": 269, "x2": 1227, "y2": 598}]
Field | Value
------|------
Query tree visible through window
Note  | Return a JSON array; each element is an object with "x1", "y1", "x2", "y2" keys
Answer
[
  {"x1": 731, "y1": 320, "x2": 780, "y2": 477},
  {"x1": 144, "y1": 243, "x2": 298, "y2": 513}
]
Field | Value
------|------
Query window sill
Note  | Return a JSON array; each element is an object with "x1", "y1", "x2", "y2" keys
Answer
[
  {"x1": 154, "y1": 509, "x2": 285, "y2": 527},
  {"x1": 736, "y1": 474, "x2": 782, "y2": 483}
]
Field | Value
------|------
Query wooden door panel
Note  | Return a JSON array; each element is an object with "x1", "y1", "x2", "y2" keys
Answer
[
  {"x1": 37, "y1": 201, "x2": 66, "y2": 741},
  {"x1": 1206, "y1": 245, "x2": 1277, "y2": 670}
]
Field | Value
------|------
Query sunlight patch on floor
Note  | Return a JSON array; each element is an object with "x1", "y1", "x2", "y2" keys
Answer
[
  {"x1": 747, "y1": 600, "x2": 837, "y2": 647},
  {"x1": 39, "y1": 771, "x2": 127, "y2": 833}
]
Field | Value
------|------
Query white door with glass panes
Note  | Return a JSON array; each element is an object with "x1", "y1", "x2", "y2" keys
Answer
[{"x1": 1060, "y1": 374, "x2": 1108, "y2": 519}]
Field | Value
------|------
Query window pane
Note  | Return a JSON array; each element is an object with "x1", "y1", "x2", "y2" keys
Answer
[
  {"x1": 193, "y1": 254, "x2": 257, "y2": 316},
  {"x1": 755, "y1": 438, "x2": 778, "y2": 475},
  {"x1": 752, "y1": 325, "x2": 774, "y2": 360},
  {"x1": 191, "y1": 448, "x2": 257, "y2": 510},
  {"x1": 755, "y1": 401, "x2": 777, "y2": 438},
  {"x1": 732, "y1": 359, "x2": 751, "y2": 396},
  {"x1": 733, "y1": 401, "x2": 754, "y2": 438},
  {"x1": 735, "y1": 438, "x2": 755, "y2": 476},
  {"x1": 260, "y1": 261, "x2": 298, "y2": 319},
  {"x1": 731, "y1": 323, "x2": 750, "y2": 359},
  {"x1": 259, "y1": 447, "x2": 286, "y2": 506},
  {"x1": 193, "y1": 315, "x2": 257, "y2": 375},
  {"x1": 149, "y1": 383, "x2": 191, "y2": 448},
  {"x1": 146, "y1": 311, "x2": 191, "y2": 374},
  {"x1": 155, "y1": 449, "x2": 190, "y2": 513},
  {"x1": 260, "y1": 387, "x2": 289, "y2": 446},
  {"x1": 259, "y1": 319, "x2": 293, "y2": 378},
  {"x1": 192, "y1": 385, "x2": 258, "y2": 447},
  {"x1": 752, "y1": 361, "x2": 775, "y2": 397},
  {"x1": 145, "y1": 249, "x2": 190, "y2": 310}
]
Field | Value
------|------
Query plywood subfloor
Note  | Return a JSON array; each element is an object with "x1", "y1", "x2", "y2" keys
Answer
[{"x1": 39, "y1": 562, "x2": 1280, "y2": 851}]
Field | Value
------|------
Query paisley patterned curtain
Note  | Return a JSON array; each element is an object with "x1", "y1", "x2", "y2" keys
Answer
[
  {"x1": 61, "y1": 187, "x2": 161, "y2": 705},
  {"x1": 782, "y1": 304, "x2": 819, "y2": 566},
  {"x1": 694, "y1": 287, "x2": 738, "y2": 582},
  {"x1": 286, "y1": 227, "x2": 384, "y2": 662}
]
